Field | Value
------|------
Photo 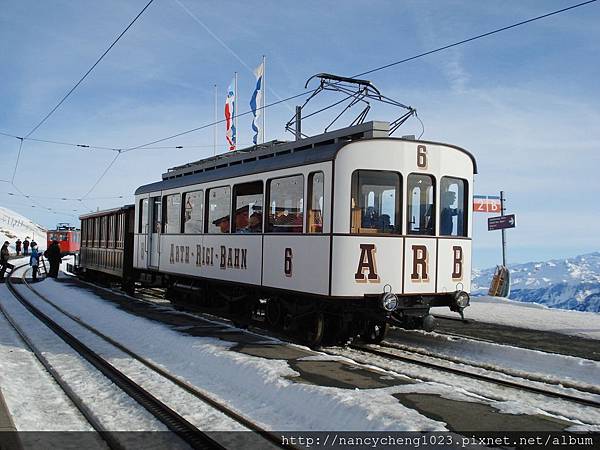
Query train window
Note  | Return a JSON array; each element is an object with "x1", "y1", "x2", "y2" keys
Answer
[
  {"x1": 182, "y1": 190, "x2": 203, "y2": 234},
  {"x1": 101, "y1": 216, "x2": 108, "y2": 247},
  {"x1": 114, "y1": 214, "x2": 120, "y2": 248},
  {"x1": 61, "y1": 233, "x2": 68, "y2": 241},
  {"x1": 139, "y1": 198, "x2": 148, "y2": 233},
  {"x1": 407, "y1": 174, "x2": 435, "y2": 236},
  {"x1": 162, "y1": 194, "x2": 181, "y2": 234},
  {"x1": 94, "y1": 217, "x2": 100, "y2": 246},
  {"x1": 307, "y1": 172, "x2": 324, "y2": 233},
  {"x1": 108, "y1": 215, "x2": 115, "y2": 247},
  {"x1": 206, "y1": 186, "x2": 231, "y2": 234},
  {"x1": 440, "y1": 177, "x2": 467, "y2": 237},
  {"x1": 266, "y1": 175, "x2": 304, "y2": 233},
  {"x1": 351, "y1": 170, "x2": 401, "y2": 234},
  {"x1": 232, "y1": 181, "x2": 263, "y2": 233},
  {"x1": 151, "y1": 197, "x2": 161, "y2": 234}
]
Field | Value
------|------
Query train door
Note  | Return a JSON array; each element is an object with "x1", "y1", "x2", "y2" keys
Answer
[{"x1": 148, "y1": 196, "x2": 161, "y2": 268}]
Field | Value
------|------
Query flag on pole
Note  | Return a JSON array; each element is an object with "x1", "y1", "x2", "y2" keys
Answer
[
  {"x1": 249, "y1": 61, "x2": 264, "y2": 145},
  {"x1": 225, "y1": 78, "x2": 236, "y2": 151}
]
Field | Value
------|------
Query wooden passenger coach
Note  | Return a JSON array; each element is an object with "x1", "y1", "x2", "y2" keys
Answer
[
  {"x1": 127, "y1": 121, "x2": 477, "y2": 343},
  {"x1": 79, "y1": 205, "x2": 135, "y2": 290}
]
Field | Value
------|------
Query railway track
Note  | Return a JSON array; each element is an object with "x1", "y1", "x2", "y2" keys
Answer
[
  {"x1": 122, "y1": 287, "x2": 600, "y2": 410},
  {"x1": 335, "y1": 342, "x2": 600, "y2": 409},
  {"x1": 3, "y1": 266, "x2": 289, "y2": 449},
  {"x1": 49, "y1": 275, "x2": 600, "y2": 426}
]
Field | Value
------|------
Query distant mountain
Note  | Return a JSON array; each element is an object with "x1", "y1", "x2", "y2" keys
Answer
[
  {"x1": 472, "y1": 252, "x2": 600, "y2": 313},
  {"x1": 0, "y1": 206, "x2": 47, "y2": 252}
]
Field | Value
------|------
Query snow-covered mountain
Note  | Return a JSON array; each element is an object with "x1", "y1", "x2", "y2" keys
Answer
[
  {"x1": 0, "y1": 206, "x2": 47, "y2": 252},
  {"x1": 473, "y1": 252, "x2": 600, "y2": 312}
]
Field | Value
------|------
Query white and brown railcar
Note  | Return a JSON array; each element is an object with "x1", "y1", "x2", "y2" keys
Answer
[{"x1": 132, "y1": 121, "x2": 476, "y2": 343}]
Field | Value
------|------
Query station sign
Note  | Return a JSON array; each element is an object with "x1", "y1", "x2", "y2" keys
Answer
[
  {"x1": 474, "y1": 195, "x2": 501, "y2": 213},
  {"x1": 488, "y1": 214, "x2": 516, "y2": 231}
]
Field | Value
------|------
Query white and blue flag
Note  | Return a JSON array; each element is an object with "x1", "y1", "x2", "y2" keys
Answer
[
  {"x1": 225, "y1": 78, "x2": 236, "y2": 151},
  {"x1": 249, "y1": 61, "x2": 264, "y2": 144}
]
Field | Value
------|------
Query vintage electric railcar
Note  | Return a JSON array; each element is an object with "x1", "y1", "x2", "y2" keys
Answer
[
  {"x1": 79, "y1": 121, "x2": 476, "y2": 345},
  {"x1": 47, "y1": 223, "x2": 81, "y2": 255}
]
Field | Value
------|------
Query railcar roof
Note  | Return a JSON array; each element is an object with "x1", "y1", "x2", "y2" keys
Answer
[
  {"x1": 135, "y1": 121, "x2": 477, "y2": 195},
  {"x1": 79, "y1": 204, "x2": 134, "y2": 220}
]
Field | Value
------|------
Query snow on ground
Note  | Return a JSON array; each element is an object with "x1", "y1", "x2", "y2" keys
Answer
[
  {"x1": 0, "y1": 206, "x2": 47, "y2": 252},
  {"x1": 0, "y1": 269, "x2": 170, "y2": 432},
  {"x1": 2, "y1": 261, "x2": 600, "y2": 432},
  {"x1": 25, "y1": 277, "x2": 445, "y2": 431},
  {"x1": 383, "y1": 329, "x2": 600, "y2": 390},
  {"x1": 437, "y1": 295, "x2": 600, "y2": 340}
]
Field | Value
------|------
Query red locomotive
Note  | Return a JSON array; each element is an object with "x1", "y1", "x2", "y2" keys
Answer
[{"x1": 47, "y1": 223, "x2": 81, "y2": 255}]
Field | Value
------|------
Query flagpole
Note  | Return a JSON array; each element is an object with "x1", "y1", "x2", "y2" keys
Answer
[
  {"x1": 213, "y1": 84, "x2": 217, "y2": 156},
  {"x1": 234, "y1": 71, "x2": 238, "y2": 150},
  {"x1": 262, "y1": 55, "x2": 266, "y2": 144}
]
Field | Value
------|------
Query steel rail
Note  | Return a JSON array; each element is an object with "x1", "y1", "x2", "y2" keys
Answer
[
  {"x1": 21, "y1": 271, "x2": 291, "y2": 450},
  {"x1": 2, "y1": 272, "x2": 122, "y2": 450},
  {"x1": 347, "y1": 343, "x2": 600, "y2": 409},
  {"x1": 6, "y1": 266, "x2": 224, "y2": 450}
]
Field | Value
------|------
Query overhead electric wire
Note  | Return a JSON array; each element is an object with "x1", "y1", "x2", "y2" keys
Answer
[
  {"x1": 4, "y1": 0, "x2": 595, "y2": 202},
  {"x1": 80, "y1": 152, "x2": 122, "y2": 200},
  {"x1": 353, "y1": 0, "x2": 598, "y2": 79},
  {"x1": 23, "y1": 0, "x2": 156, "y2": 139},
  {"x1": 11, "y1": 138, "x2": 24, "y2": 184},
  {"x1": 124, "y1": 0, "x2": 597, "y2": 153},
  {"x1": 123, "y1": 90, "x2": 310, "y2": 152}
]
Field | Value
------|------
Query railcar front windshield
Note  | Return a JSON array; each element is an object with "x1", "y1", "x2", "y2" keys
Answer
[
  {"x1": 407, "y1": 174, "x2": 435, "y2": 236},
  {"x1": 351, "y1": 170, "x2": 401, "y2": 234},
  {"x1": 440, "y1": 176, "x2": 467, "y2": 237}
]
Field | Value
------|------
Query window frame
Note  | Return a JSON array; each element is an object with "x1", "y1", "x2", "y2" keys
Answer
[
  {"x1": 205, "y1": 185, "x2": 232, "y2": 234},
  {"x1": 440, "y1": 176, "x2": 468, "y2": 237},
  {"x1": 181, "y1": 190, "x2": 204, "y2": 234},
  {"x1": 406, "y1": 172, "x2": 436, "y2": 236},
  {"x1": 265, "y1": 173, "x2": 305, "y2": 234},
  {"x1": 162, "y1": 193, "x2": 182, "y2": 234},
  {"x1": 232, "y1": 180, "x2": 264, "y2": 234},
  {"x1": 139, "y1": 198, "x2": 148, "y2": 234},
  {"x1": 350, "y1": 169, "x2": 402, "y2": 235},
  {"x1": 306, "y1": 171, "x2": 325, "y2": 234}
]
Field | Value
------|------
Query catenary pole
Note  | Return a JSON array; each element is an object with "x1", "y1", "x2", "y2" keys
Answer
[
  {"x1": 500, "y1": 190, "x2": 507, "y2": 266},
  {"x1": 262, "y1": 55, "x2": 266, "y2": 144},
  {"x1": 213, "y1": 84, "x2": 217, "y2": 156},
  {"x1": 234, "y1": 72, "x2": 238, "y2": 150}
]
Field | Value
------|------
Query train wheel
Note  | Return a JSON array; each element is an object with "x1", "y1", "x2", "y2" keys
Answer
[
  {"x1": 304, "y1": 311, "x2": 325, "y2": 348},
  {"x1": 363, "y1": 321, "x2": 388, "y2": 344}
]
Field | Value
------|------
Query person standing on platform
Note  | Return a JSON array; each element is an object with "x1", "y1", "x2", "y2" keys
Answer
[
  {"x1": 0, "y1": 241, "x2": 14, "y2": 281},
  {"x1": 15, "y1": 239, "x2": 22, "y2": 256},
  {"x1": 23, "y1": 238, "x2": 30, "y2": 255},
  {"x1": 45, "y1": 239, "x2": 62, "y2": 278},
  {"x1": 30, "y1": 243, "x2": 41, "y2": 282}
]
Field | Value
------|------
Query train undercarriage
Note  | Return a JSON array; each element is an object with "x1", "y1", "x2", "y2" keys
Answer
[
  {"x1": 160, "y1": 275, "x2": 469, "y2": 347},
  {"x1": 76, "y1": 267, "x2": 468, "y2": 347}
]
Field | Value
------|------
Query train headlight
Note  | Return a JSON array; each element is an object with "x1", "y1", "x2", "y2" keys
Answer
[
  {"x1": 381, "y1": 292, "x2": 398, "y2": 311},
  {"x1": 454, "y1": 291, "x2": 470, "y2": 309}
]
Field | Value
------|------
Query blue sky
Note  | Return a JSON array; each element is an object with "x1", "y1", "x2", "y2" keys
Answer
[{"x1": 1, "y1": 0, "x2": 599, "y2": 269}]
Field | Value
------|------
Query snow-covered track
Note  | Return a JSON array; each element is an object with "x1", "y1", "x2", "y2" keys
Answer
[
  {"x1": 6, "y1": 267, "x2": 288, "y2": 449},
  {"x1": 1, "y1": 277, "x2": 122, "y2": 449},
  {"x1": 346, "y1": 343, "x2": 600, "y2": 408}
]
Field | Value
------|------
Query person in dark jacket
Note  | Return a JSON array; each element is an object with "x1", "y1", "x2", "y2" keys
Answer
[
  {"x1": 0, "y1": 241, "x2": 14, "y2": 281},
  {"x1": 45, "y1": 240, "x2": 62, "y2": 278},
  {"x1": 15, "y1": 239, "x2": 22, "y2": 256},
  {"x1": 23, "y1": 238, "x2": 30, "y2": 255}
]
